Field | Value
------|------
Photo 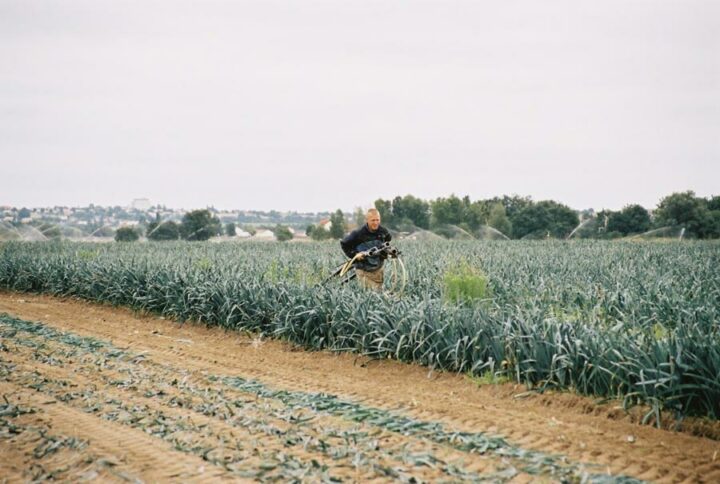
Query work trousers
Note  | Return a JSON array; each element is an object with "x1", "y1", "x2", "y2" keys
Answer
[{"x1": 355, "y1": 268, "x2": 384, "y2": 291}]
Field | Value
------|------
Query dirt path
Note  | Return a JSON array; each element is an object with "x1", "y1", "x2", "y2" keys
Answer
[{"x1": 1, "y1": 292, "x2": 719, "y2": 483}]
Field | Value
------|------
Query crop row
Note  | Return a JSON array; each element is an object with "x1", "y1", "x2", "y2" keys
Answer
[{"x1": 0, "y1": 240, "x2": 718, "y2": 420}]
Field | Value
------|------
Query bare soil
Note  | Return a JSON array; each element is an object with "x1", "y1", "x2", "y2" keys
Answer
[{"x1": 1, "y1": 291, "x2": 719, "y2": 483}]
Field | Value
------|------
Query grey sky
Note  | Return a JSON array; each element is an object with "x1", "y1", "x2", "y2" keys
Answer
[{"x1": 1, "y1": 0, "x2": 718, "y2": 212}]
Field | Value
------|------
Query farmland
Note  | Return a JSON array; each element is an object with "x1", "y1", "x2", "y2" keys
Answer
[{"x1": 1, "y1": 239, "x2": 720, "y2": 481}]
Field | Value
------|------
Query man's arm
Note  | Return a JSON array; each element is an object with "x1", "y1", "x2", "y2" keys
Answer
[{"x1": 340, "y1": 229, "x2": 360, "y2": 258}]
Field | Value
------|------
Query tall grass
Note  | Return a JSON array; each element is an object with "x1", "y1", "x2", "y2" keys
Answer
[{"x1": 442, "y1": 259, "x2": 491, "y2": 305}]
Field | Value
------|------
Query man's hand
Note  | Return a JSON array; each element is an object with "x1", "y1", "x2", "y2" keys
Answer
[{"x1": 355, "y1": 251, "x2": 366, "y2": 260}]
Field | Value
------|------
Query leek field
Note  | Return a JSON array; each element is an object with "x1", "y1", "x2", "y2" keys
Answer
[{"x1": 1, "y1": 239, "x2": 718, "y2": 422}]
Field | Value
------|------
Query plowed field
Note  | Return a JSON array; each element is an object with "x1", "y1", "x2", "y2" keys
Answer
[{"x1": 1, "y1": 292, "x2": 719, "y2": 483}]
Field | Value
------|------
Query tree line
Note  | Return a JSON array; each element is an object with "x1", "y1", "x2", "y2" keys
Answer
[
  {"x1": 116, "y1": 210, "x2": 298, "y2": 243},
  {"x1": 317, "y1": 191, "x2": 719, "y2": 240},
  {"x1": 116, "y1": 190, "x2": 720, "y2": 242},
  {"x1": 116, "y1": 210, "x2": 224, "y2": 242}
]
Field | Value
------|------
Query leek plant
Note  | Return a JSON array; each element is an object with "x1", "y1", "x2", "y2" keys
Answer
[{"x1": 1, "y1": 239, "x2": 718, "y2": 421}]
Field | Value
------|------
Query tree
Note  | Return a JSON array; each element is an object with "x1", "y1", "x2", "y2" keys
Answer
[
  {"x1": 510, "y1": 200, "x2": 578, "y2": 239},
  {"x1": 374, "y1": 199, "x2": 394, "y2": 227},
  {"x1": 274, "y1": 224, "x2": 293, "y2": 242},
  {"x1": 704, "y1": 195, "x2": 720, "y2": 239},
  {"x1": 225, "y1": 222, "x2": 237, "y2": 237},
  {"x1": 353, "y1": 207, "x2": 365, "y2": 228},
  {"x1": 486, "y1": 203, "x2": 511, "y2": 236},
  {"x1": 487, "y1": 195, "x2": 534, "y2": 220},
  {"x1": 310, "y1": 226, "x2": 331, "y2": 241},
  {"x1": 606, "y1": 204, "x2": 651, "y2": 235},
  {"x1": 430, "y1": 195, "x2": 465, "y2": 227},
  {"x1": 391, "y1": 195, "x2": 430, "y2": 229},
  {"x1": 146, "y1": 218, "x2": 180, "y2": 241},
  {"x1": 463, "y1": 199, "x2": 485, "y2": 232},
  {"x1": 707, "y1": 195, "x2": 720, "y2": 212},
  {"x1": 329, "y1": 209, "x2": 347, "y2": 239},
  {"x1": 115, "y1": 227, "x2": 139, "y2": 242},
  {"x1": 180, "y1": 209, "x2": 222, "y2": 241},
  {"x1": 704, "y1": 210, "x2": 720, "y2": 238},
  {"x1": 654, "y1": 191, "x2": 710, "y2": 237}
]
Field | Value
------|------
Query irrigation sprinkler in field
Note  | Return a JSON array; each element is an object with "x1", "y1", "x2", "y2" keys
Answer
[
  {"x1": 0, "y1": 221, "x2": 24, "y2": 241},
  {"x1": 33, "y1": 222, "x2": 73, "y2": 240},
  {"x1": 15, "y1": 224, "x2": 49, "y2": 241},
  {"x1": 87, "y1": 224, "x2": 116, "y2": 238},
  {"x1": 146, "y1": 219, "x2": 176, "y2": 238},
  {"x1": 566, "y1": 218, "x2": 595, "y2": 240},
  {"x1": 183, "y1": 226, "x2": 217, "y2": 240},
  {"x1": 37, "y1": 223, "x2": 57, "y2": 235},
  {"x1": 58, "y1": 225, "x2": 88, "y2": 239},
  {"x1": 627, "y1": 226, "x2": 682, "y2": 240},
  {"x1": 476, "y1": 225, "x2": 510, "y2": 240}
]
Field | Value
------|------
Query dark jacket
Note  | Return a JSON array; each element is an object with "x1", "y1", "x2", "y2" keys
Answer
[{"x1": 340, "y1": 224, "x2": 392, "y2": 272}]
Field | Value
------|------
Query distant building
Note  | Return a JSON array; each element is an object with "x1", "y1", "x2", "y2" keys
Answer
[
  {"x1": 131, "y1": 198, "x2": 152, "y2": 211},
  {"x1": 253, "y1": 229, "x2": 276, "y2": 240},
  {"x1": 217, "y1": 211, "x2": 237, "y2": 222},
  {"x1": 317, "y1": 218, "x2": 332, "y2": 231}
]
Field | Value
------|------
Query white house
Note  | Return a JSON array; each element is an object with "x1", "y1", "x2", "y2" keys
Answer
[
  {"x1": 253, "y1": 229, "x2": 276, "y2": 240},
  {"x1": 317, "y1": 219, "x2": 332, "y2": 231}
]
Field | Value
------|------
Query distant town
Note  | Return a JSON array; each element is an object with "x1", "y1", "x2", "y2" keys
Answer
[
  {"x1": 2, "y1": 190, "x2": 718, "y2": 241},
  {"x1": 0, "y1": 198, "x2": 343, "y2": 241}
]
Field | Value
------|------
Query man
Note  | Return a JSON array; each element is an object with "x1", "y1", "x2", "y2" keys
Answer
[{"x1": 340, "y1": 208, "x2": 392, "y2": 291}]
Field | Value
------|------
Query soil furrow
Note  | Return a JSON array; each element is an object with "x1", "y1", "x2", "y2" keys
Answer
[
  {"x1": 1, "y1": 310, "x2": 615, "y2": 481},
  {"x1": 2, "y1": 292, "x2": 720, "y2": 483},
  {"x1": 1, "y1": 312, "x2": 528, "y2": 482},
  {"x1": 0, "y1": 380, "x2": 223, "y2": 483}
]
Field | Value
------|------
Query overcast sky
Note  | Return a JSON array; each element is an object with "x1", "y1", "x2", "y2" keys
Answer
[{"x1": 1, "y1": 0, "x2": 718, "y2": 212}]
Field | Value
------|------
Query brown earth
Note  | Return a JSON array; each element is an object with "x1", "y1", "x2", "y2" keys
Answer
[{"x1": 1, "y1": 291, "x2": 719, "y2": 483}]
